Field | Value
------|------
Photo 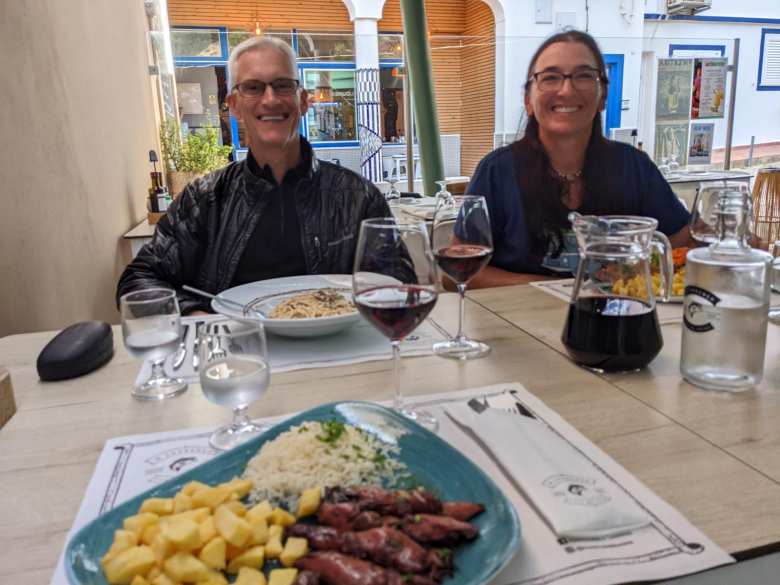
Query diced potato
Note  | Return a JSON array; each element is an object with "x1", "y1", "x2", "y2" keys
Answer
[
  {"x1": 280, "y1": 537, "x2": 308, "y2": 568},
  {"x1": 264, "y1": 525, "x2": 283, "y2": 560},
  {"x1": 191, "y1": 485, "x2": 232, "y2": 510},
  {"x1": 141, "y1": 524, "x2": 161, "y2": 546},
  {"x1": 160, "y1": 508, "x2": 210, "y2": 528},
  {"x1": 102, "y1": 530, "x2": 139, "y2": 563},
  {"x1": 225, "y1": 542, "x2": 245, "y2": 560},
  {"x1": 214, "y1": 505, "x2": 251, "y2": 547},
  {"x1": 248, "y1": 515, "x2": 269, "y2": 545},
  {"x1": 181, "y1": 481, "x2": 209, "y2": 496},
  {"x1": 226, "y1": 545, "x2": 265, "y2": 573},
  {"x1": 173, "y1": 493, "x2": 193, "y2": 514},
  {"x1": 224, "y1": 478, "x2": 254, "y2": 499},
  {"x1": 196, "y1": 570, "x2": 229, "y2": 585},
  {"x1": 162, "y1": 517, "x2": 201, "y2": 551},
  {"x1": 198, "y1": 537, "x2": 227, "y2": 570},
  {"x1": 235, "y1": 566, "x2": 267, "y2": 585},
  {"x1": 268, "y1": 568, "x2": 298, "y2": 585},
  {"x1": 296, "y1": 488, "x2": 321, "y2": 519},
  {"x1": 130, "y1": 575, "x2": 150, "y2": 585},
  {"x1": 246, "y1": 501, "x2": 273, "y2": 524},
  {"x1": 269, "y1": 508, "x2": 296, "y2": 528},
  {"x1": 147, "y1": 566, "x2": 162, "y2": 581},
  {"x1": 123, "y1": 513, "x2": 159, "y2": 537},
  {"x1": 222, "y1": 500, "x2": 247, "y2": 517},
  {"x1": 150, "y1": 534, "x2": 176, "y2": 565},
  {"x1": 150, "y1": 572, "x2": 178, "y2": 585},
  {"x1": 163, "y1": 552, "x2": 211, "y2": 582},
  {"x1": 140, "y1": 498, "x2": 175, "y2": 516},
  {"x1": 102, "y1": 545, "x2": 156, "y2": 585},
  {"x1": 199, "y1": 516, "x2": 217, "y2": 543}
]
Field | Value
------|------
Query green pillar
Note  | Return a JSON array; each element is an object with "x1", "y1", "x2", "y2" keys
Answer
[{"x1": 400, "y1": 0, "x2": 444, "y2": 196}]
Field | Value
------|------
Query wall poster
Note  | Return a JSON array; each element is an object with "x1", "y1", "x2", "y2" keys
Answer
[
  {"x1": 692, "y1": 58, "x2": 727, "y2": 119},
  {"x1": 655, "y1": 58, "x2": 694, "y2": 122},
  {"x1": 655, "y1": 123, "x2": 689, "y2": 167},
  {"x1": 688, "y1": 123, "x2": 715, "y2": 165}
]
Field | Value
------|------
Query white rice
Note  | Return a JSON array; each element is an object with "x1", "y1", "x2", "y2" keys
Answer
[{"x1": 243, "y1": 421, "x2": 407, "y2": 509}]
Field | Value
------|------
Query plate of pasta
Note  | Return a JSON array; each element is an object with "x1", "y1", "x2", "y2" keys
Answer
[{"x1": 212, "y1": 275, "x2": 362, "y2": 338}]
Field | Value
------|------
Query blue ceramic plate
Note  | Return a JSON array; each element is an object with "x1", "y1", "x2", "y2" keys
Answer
[{"x1": 66, "y1": 401, "x2": 522, "y2": 584}]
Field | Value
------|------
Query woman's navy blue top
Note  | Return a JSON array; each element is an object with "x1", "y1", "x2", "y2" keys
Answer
[{"x1": 467, "y1": 141, "x2": 691, "y2": 275}]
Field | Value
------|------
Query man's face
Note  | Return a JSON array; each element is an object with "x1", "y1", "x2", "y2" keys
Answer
[{"x1": 226, "y1": 47, "x2": 309, "y2": 153}]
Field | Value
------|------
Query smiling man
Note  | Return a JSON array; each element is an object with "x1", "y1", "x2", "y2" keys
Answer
[{"x1": 117, "y1": 37, "x2": 390, "y2": 314}]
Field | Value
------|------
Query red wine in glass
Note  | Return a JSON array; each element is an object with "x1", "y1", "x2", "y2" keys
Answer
[
  {"x1": 354, "y1": 285, "x2": 437, "y2": 340},
  {"x1": 435, "y1": 244, "x2": 493, "y2": 284}
]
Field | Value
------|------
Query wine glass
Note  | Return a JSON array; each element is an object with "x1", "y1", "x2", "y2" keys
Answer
[
  {"x1": 768, "y1": 241, "x2": 780, "y2": 321},
  {"x1": 386, "y1": 177, "x2": 401, "y2": 205},
  {"x1": 353, "y1": 218, "x2": 439, "y2": 432},
  {"x1": 198, "y1": 318, "x2": 270, "y2": 450},
  {"x1": 690, "y1": 183, "x2": 752, "y2": 244},
  {"x1": 431, "y1": 195, "x2": 493, "y2": 359},
  {"x1": 435, "y1": 180, "x2": 454, "y2": 207},
  {"x1": 120, "y1": 288, "x2": 187, "y2": 400}
]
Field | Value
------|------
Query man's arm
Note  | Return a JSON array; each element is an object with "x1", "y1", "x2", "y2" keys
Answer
[{"x1": 116, "y1": 182, "x2": 209, "y2": 314}]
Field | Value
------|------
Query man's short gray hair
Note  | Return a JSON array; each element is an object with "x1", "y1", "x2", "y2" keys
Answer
[{"x1": 228, "y1": 36, "x2": 298, "y2": 89}]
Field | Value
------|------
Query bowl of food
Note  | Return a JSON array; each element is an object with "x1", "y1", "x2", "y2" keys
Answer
[
  {"x1": 212, "y1": 275, "x2": 362, "y2": 338},
  {"x1": 65, "y1": 401, "x2": 522, "y2": 585},
  {"x1": 610, "y1": 248, "x2": 688, "y2": 303}
]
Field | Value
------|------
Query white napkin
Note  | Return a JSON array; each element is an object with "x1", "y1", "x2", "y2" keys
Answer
[{"x1": 445, "y1": 396, "x2": 650, "y2": 539}]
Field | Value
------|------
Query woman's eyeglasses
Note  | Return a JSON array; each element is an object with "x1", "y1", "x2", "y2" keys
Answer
[
  {"x1": 232, "y1": 78, "x2": 300, "y2": 98},
  {"x1": 530, "y1": 68, "x2": 601, "y2": 92}
]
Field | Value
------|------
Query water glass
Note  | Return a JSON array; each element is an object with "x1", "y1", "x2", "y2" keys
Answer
[
  {"x1": 120, "y1": 288, "x2": 187, "y2": 400},
  {"x1": 198, "y1": 318, "x2": 270, "y2": 450},
  {"x1": 769, "y1": 241, "x2": 780, "y2": 320}
]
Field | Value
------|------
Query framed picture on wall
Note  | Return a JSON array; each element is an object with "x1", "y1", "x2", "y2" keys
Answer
[{"x1": 655, "y1": 59, "x2": 693, "y2": 122}]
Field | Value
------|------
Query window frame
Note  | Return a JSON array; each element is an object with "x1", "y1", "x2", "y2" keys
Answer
[{"x1": 757, "y1": 28, "x2": 780, "y2": 91}]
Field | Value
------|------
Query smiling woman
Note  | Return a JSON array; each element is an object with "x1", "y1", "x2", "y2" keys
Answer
[{"x1": 466, "y1": 31, "x2": 693, "y2": 289}]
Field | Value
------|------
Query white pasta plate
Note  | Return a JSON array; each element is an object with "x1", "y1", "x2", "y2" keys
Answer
[{"x1": 212, "y1": 274, "x2": 362, "y2": 338}]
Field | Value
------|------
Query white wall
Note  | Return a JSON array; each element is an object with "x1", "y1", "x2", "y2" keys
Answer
[{"x1": 0, "y1": 1, "x2": 159, "y2": 336}]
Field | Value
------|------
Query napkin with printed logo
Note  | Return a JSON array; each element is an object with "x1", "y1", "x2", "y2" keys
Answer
[{"x1": 445, "y1": 397, "x2": 650, "y2": 539}]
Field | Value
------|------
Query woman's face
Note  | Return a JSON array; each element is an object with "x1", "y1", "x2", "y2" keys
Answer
[{"x1": 525, "y1": 41, "x2": 605, "y2": 140}]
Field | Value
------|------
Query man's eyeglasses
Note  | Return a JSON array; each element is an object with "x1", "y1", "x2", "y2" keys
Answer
[
  {"x1": 232, "y1": 78, "x2": 300, "y2": 98},
  {"x1": 530, "y1": 68, "x2": 601, "y2": 92}
]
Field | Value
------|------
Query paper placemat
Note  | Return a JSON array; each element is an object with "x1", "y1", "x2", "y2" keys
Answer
[
  {"x1": 531, "y1": 278, "x2": 780, "y2": 325},
  {"x1": 136, "y1": 315, "x2": 447, "y2": 385},
  {"x1": 54, "y1": 383, "x2": 732, "y2": 585}
]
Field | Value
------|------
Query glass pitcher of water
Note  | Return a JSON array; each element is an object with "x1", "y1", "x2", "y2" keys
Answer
[{"x1": 562, "y1": 213, "x2": 673, "y2": 371}]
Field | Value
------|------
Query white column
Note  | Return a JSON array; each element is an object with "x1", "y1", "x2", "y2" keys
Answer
[{"x1": 353, "y1": 16, "x2": 383, "y2": 182}]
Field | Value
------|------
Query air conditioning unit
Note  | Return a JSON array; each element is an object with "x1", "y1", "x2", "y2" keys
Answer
[{"x1": 666, "y1": 0, "x2": 711, "y2": 16}]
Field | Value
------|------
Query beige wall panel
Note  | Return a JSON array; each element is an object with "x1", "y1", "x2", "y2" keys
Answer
[
  {"x1": 431, "y1": 41, "x2": 462, "y2": 136},
  {"x1": 460, "y1": 0, "x2": 495, "y2": 177},
  {"x1": 0, "y1": 1, "x2": 157, "y2": 336},
  {"x1": 379, "y1": 0, "x2": 465, "y2": 34},
  {"x1": 169, "y1": 0, "x2": 352, "y2": 30}
]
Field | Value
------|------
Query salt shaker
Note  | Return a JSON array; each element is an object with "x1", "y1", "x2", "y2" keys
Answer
[{"x1": 680, "y1": 187, "x2": 771, "y2": 391}]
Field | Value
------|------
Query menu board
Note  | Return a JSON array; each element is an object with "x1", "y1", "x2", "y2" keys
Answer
[
  {"x1": 692, "y1": 58, "x2": 727, "y2": 119},
  {"x1": 688, "y1": 123, "x2": 715, "y2": 165},
  {"x1": 655, "y1": 122, "x2": 689, "y2": 167},
  {"x1": 655, "y1": 59, "x2": 694, "y2": 122}
]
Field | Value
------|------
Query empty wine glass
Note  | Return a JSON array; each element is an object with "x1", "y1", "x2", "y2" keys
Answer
[
  {"x1": 690, "y1": 183, "x2": 752, "y2": 244},
  {"x1": 353, "y1": 218, "x2": 439, "y2": 432},
  {"x1": 120, "y1": 288, "x2": 187, "y2": 400},
  {"x1": 386, "y1": 177, "x2": 401, "y2": 206},
  {"x1": 431, "y1": 195, "x2": 493, "y2": 359},
  {"x1": 435, "y1": 180, "x2": 454, "y2": 207},
  {"x1": 658, "y1": 157, "x2": 670, "y2": 177},
  {"x1": 768, "y1": 241, "x2": 780, "y2": 321},
  {"x1": 198, "y1": 318, "x2": 270, "y2": 450}
]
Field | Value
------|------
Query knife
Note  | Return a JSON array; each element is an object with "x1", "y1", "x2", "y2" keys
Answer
[{"x1": 171, "y1": 323, "x2": 189, "y2": 371}]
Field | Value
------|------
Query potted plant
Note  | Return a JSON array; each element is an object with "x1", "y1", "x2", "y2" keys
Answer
[{"x1": 160, "y1": 118, "x2": 233, "y2": 197}]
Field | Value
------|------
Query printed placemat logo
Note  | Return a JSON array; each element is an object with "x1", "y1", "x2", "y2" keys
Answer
[
  {"x1": 683, "y1": 285, "x2": 721, "y2": 333},
  {"x1": 543, "y1": 474, "x2": 611, "y2": 507}
]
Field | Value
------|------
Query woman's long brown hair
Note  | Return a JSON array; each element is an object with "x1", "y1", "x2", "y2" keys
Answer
[{"x1": 513, "y1": 30, "x2": 620, "y2": 267}]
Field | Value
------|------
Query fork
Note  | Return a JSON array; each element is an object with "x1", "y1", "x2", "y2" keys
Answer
[{"x1": 208, "y1": 323, "x2": 228, "y2": 361}]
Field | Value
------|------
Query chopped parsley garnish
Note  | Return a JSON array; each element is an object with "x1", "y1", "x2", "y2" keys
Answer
[{"x1": 316, "y1": 420, "x2": 347, "y2": 444}]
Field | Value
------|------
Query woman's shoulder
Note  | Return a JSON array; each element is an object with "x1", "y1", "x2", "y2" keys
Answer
[{"x1": 475, "y1": 144, "x2": 516, "y2": 173}]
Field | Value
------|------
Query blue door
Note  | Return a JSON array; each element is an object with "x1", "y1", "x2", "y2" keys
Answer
[{"x1": 603, "y1": 54, "x2": 624, "y2": 137}]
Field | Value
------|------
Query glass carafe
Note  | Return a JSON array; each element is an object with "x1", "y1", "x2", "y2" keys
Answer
[
  {"x1": 562, "y1": 214, "x2": 673, "y2": 371},
  {"x1": 681, "y1": 187, "x2": 771, "y2": 391}
]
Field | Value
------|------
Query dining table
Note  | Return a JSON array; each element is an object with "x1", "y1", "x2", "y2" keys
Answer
[{"x1": 2, "y1": 286, "x2": 780, "y2": 583}]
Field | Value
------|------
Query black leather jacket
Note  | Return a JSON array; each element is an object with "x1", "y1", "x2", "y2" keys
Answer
[{"x1": 117, "y1": 142, "x2": 391, "y2": 314}]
